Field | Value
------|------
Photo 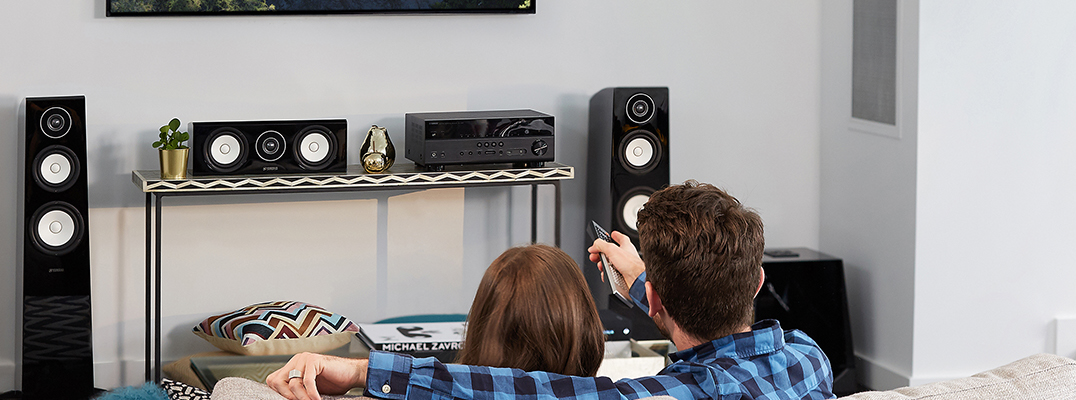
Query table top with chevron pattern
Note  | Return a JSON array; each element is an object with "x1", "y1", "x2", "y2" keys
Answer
[{"x1": 132, "y1": 162, "x2": 573, "y2": 193}]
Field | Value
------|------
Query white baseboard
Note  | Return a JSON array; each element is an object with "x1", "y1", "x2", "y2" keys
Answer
[
  {"x1": 907, "y1": 372, "x2": 965, "y2": 388},
  {"x1": 856, "y1": 354, "x2": 970, "y2": 390},
  {"x1": 856, "y1": 354, "x2": 911, "y2": 391},
  {"x1": 1, "y1": 359, "x2": 154, "y2": 391},
  {"x1": 0, "y1": 360, "x2": 14, "y2": 393},
  {"x1": 95, "y1": 359, "x2": 156, "y2": 389}
]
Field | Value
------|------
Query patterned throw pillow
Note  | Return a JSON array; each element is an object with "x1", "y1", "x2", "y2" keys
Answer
[
  {"x1": 162, "y1": 378, "x2": 210, "y2": 400},
  {"x1": 193, "y1": 300, "x2": 360, "y2": 356}
]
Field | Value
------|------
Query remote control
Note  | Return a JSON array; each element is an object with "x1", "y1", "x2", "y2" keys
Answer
[{"x1": 591, "y1": 221, "x2": 633, "y2": 307}]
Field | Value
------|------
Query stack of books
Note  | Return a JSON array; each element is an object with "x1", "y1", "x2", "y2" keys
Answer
[{"x1": 356, "y1": 321, "x2": 465, "y2": 363}]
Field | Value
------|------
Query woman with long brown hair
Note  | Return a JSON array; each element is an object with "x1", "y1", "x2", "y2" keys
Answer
[
  {"x1": 257, "y1": 245, "x2": 606, "y2": 400},
  {"x1": 455, "y1": 244, "x2": 605, "y2": 377}
]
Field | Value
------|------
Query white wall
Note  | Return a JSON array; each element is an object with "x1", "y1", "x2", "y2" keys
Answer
[
  {"x1": 820, "y1": 0, "x2": 919, "y2": 390},
  {"x1": 914, "y1": 0, "x2": 1076, "y2": 383},
  {"x1": 0, "y1": 0, "x2": 823, "y2": 389},
  {"x1": 823, "y1": 0, "x2": 1076, "y2": 389}
]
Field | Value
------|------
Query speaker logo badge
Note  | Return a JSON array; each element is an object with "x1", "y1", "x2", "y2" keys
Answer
[{"x1": 361, "y1": 125, "x2": 396, "y2": 173}]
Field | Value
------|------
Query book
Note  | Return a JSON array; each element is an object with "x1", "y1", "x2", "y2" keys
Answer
[{"x1": 357, "y1": 321, "x2": 465, "y2": 362}]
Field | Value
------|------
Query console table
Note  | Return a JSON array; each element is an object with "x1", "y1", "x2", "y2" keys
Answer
[{"x1": 132, "y1": 162, "x2": 573, "y2": 382}]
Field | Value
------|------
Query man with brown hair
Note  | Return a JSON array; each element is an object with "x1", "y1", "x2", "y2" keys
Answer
[{"x1": 267, "y1": 180, "x2": 834, "y2": 400}]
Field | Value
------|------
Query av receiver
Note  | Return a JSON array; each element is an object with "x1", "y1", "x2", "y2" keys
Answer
[{"x1": 405, "y1": 109, "x2": 554, "y2": 171}]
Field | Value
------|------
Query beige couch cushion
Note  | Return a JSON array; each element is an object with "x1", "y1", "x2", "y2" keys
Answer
[
  {"x1": 210, "y1": 377, "x2": 367, "y2": 400},
  {"x1": 841, "y1": 353, "x2": 1076, "y2": 400}
]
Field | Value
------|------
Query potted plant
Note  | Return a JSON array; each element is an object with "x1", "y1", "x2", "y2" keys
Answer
[{"x1": 153, "y1": 118, "x2": 190, "y2": 180}]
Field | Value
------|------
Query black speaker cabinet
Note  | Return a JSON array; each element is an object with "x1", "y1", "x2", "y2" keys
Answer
[
  {"x1": 757, "y1": 248, "x2": 856, "y2": 396},
  {"x1": 22, "y1": 95, "x2": 96, "y2": 400},
  {"x1": 191, "y1": 119, "x2": 347, "y2": 176},
  {"x1": 585, "y1": 87, "x2": 669, "y2": 312}
]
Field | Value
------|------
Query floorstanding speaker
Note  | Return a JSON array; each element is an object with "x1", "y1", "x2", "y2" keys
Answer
[
  {"x1": 21, "y1": 95, "x2": 95, "y2": 400},
  {"x1": 757, "y1": 248, "x2": 856, "y2": 396},
  {"x1": 585, "y1": 87, "x2": 669, "y2": 336}
]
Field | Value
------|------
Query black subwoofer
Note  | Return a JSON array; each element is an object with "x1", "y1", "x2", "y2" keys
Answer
[
  {"x1": 191, "y1": 119, "x2": 347, "y2": 175},
  {"x1": 585, "y1": 87, "x2": 669, "y2": 314},
  {"x1": 757, "y1": 248, "x2": 856, "y2": 396},
  {"x1": 22, "y1": 95, "x2": 95, "y2": 400}
]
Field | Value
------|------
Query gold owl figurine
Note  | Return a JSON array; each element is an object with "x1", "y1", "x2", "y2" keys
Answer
[{"x1": 361, "y1": 125, "x2": 396, "y2": 173}]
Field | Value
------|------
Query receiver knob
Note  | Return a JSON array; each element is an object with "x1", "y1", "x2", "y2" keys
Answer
[{"x1": 531, "y1": 140, "x2": 548, "y2": 156}]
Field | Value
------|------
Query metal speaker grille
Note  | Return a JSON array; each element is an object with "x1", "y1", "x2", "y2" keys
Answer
[{"x1": 852, "y1": 0, "x2": 898, "y2": 125}]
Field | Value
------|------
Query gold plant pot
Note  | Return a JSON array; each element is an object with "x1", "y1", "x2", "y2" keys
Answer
[{"x1": 159, "y1": 148, "x2": 189, "y2": 180}]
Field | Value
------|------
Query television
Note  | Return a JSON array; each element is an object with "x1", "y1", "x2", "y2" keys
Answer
[{"x1": 107, "y1": 0, "x2": 535, "y2": 16}]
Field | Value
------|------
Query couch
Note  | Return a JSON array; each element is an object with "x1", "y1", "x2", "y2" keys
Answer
[
  {"x1": 209, "y1": 353, "x2": 1076, "y2": 400},
  {"x1": 839, "y1": 353, "x2": 1076, "y2": 399}
]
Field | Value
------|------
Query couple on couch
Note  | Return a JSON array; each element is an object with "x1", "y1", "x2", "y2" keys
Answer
[{"x1": 261, "y1": 181, "x2": 835, "y2": 400}]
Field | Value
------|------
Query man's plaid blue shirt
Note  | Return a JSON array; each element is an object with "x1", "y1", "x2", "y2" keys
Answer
[{"x1": 364, "y1": 273, "x2": 835, "y2": 400}]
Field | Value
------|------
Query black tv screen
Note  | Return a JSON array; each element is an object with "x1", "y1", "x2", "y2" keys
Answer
[{"x1": 107, "y1": 0, "x2": 534, "y2": 16}]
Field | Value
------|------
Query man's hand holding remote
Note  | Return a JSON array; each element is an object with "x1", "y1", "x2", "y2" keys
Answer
[{"x1": 588, "y1": 230, "x2": 646, "y2": 294}]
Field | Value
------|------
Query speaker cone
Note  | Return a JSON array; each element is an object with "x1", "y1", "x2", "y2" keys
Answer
[
  {"x1": 256, "y1": 130, "x2": 286, "y2": 162},
  {"x1": 616, "y1": 187, "x2": 653, "y2": 235},
  {"x1": 618, "y1": 130, "x2": 662, "y2": 174},
  {"x1": 294, "y1": 125, "x2": 336, "y2": 170},
  {"x1": 33, "y1": 145, "x2": 80, "y2": 193},
  {"x1": 204, "y1": 127, "x2": 248, "y2": 173},
  {"x1": 39, "y1": 106, "x2": 72, "y2": 139},
  {"x1": 625, "y1": 93, "x2": 655, "y2": 125},
  {"x1": 29, "y1": 201, "x2": 85, "y2": 256}
]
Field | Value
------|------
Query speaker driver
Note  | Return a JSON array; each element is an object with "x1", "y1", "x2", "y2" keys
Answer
[
  {"x1": 625, "y1": 93, "x2": 655, "y2": 125},
  {"x1": 30, "y1": 201, "x2": 85, "y2": 256},
  {"x1": 618, "y1": 130, "x2": 662, "y2": 174},
  {"x1": 294, "y1": 125, "x2": 336, "y2": 169},
  {"x1": 39, "y1": 106, "x2": 72, "y2": 139},
  {"x1": 33, "y1": 145, "x2": 80, "y2": 193},
  {"x1": 256, "y1": 130, "x2": 286, "y2": 162},
  {"x1": 205, "y1": 127, "x2": 248, "y2": 173},
  {"x1": 616, "y1": 187, "x2": 654, "y2": 235}
]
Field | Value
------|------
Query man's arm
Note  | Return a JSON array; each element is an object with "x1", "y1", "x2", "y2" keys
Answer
[
  {"x1": 363, "y1": 350, "x2": 697, "y2": 400},
  {"x1": 269, "y1": 349, "x2": 700, "y2": 400}
]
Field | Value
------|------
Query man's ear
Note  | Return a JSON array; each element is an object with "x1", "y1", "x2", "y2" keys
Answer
[
  {"x1": 645, "y1": 281, "x2": 663, "y2": 318},
  {"x1": 754, "y1": 267, "x2": 765, "y2": 298}
]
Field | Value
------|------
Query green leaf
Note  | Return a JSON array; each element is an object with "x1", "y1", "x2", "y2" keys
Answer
[
  {"x1": 169, "y1": 118, "x2": 181, "y2": 132},
  {"x1": 152, "y1": 140, "x2": 163, "y2": 148},
  {"x1": 160, "y1": 125, "x2": 169, "y2": 134}
]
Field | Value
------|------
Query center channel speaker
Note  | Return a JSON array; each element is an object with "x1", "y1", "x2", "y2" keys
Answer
[
  {"x1": 585, "y1": 87, "x2": 669, "y2": 314},
  {"x1": 191, "y1": 119, "x2": 347, "y2": 176},
  {"x1": 22, "y1": 95, "x2": 96, "y2": 400}
]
